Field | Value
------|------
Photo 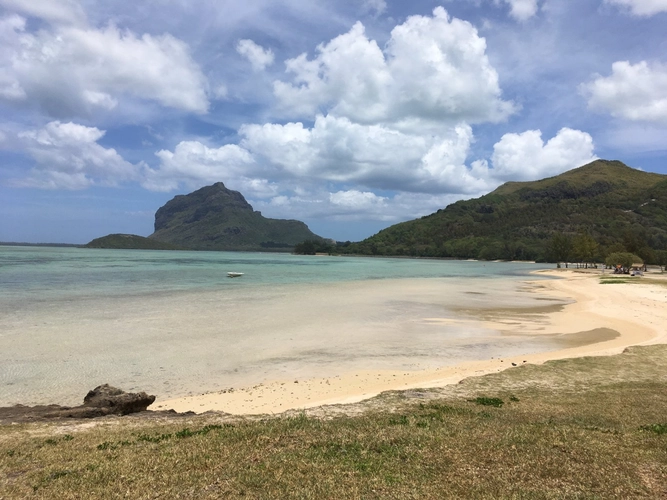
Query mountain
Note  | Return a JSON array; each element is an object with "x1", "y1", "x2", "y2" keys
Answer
[
  {"x1": 343, "y1": 160, "x2": 667, "y2": 262},
  {"x1": 148, "y1": 182, "x2": 323, "y2": 251},
  {"x1": 85, "y1": 234, "x2": 183, "y2": 250}
]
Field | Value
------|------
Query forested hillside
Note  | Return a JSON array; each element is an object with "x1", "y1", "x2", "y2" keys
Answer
[{"x1": 334, "y1": 160, "x2": 667, "y2": 264}]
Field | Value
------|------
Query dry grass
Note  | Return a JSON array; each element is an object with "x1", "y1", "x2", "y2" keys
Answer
[{"x1": 2, "y1": 345, "x2": 667, "y2": 499}]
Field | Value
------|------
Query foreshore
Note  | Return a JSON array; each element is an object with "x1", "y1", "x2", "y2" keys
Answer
[{"x1": 156, "y1": 269, "x2": 667, "y2": 415}]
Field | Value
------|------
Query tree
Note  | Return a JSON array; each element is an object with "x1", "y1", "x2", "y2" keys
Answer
[
  {"x1": 622, "y1": 228, "x2": 648, "y2": 254},
  {"x1": 547, "y1": 233, "x2": 572, "y2": 268},
  {"x1": 604, "y1": 252, "x2": 642, "y2": 274},
  {"x1": 637, "y1": 247, "x2": 655, "y2": 268},
  {"x1": 293, "y1": 240, "x2": 317, "y2": 255},
  {"x1": 572, "y1": 233, "x2": 599, "y2": 268},
  {"x1": 655, "y1": 250, "x2": 667, "y2": 272}
]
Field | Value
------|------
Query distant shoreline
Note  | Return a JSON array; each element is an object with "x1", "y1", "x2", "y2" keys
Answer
[{"x1": 0, "y1": 242, "x2": 82, "y2": 248}]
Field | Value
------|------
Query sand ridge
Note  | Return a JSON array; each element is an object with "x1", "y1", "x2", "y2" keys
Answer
[{"x1": 156, "y1": 270, "x2": 667, "y2": 415}]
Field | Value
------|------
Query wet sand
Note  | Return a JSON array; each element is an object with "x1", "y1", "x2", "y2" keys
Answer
[
  {"x1": 0, "y1": 273, "x2": 567, "y2": 407},
  {"x1": 157, "y1": 270, "x2": 667, "y2": 415}
]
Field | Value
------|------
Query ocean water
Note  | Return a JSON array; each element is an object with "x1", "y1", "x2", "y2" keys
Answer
[
  {"x1": 0, "y1": 246, "x2": 563, "y2": 406},
  {"x1": 0, "y1": 246, "x2": 545, "y2": 303}
]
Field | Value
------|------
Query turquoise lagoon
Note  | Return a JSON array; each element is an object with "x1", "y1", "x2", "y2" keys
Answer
[{"x1": 0, "y1": 246, "x2": 563, "y2": 406}]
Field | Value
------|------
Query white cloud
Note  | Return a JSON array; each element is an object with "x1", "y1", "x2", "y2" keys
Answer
[
  {"x1": 0, "y1": 16, "x2": 209, "y2": 117},
  {"x1": 604, "y1": 0, "x2": 667, "y2": 16},
  {"x1": 273, "y1": 7, "x2": 515, "y2": 126},
  {"x1": 490, "y1": 128, "x2": 597, "y2": 181},
  {"x1": 0, "y1": 15, "x2": 25, "y2": 100},
  {"x1": 330, "y1": 190, "x2": 387, "y2": 212},
  {"x1": 236, "y1": 39, "x2": 275, "y2": 71},
  {"x1": 503, "y1": 0, "x2": 539, "y2": 21},
  {"x1": 143, "y1": 140, "x2": 259, "y2": 193},
  {"x1": 240, "y1": 115, "x2": 491, "y2": 194},
  {"x1": 143, "y1": 112, "x2": 496, "y2": 216},
  {"x1": 82, "y1": 90, "x2": 118, "y2": 111},
  {"x1": 141, "y1": 123, "x2": 597, "y2": 225},
  {"x1": 0, "y1": 0, "x2": 86, "y2": 26},
  {"x1": 581, "y1": 61, "x2": 667, "y2": 123},
  {"x1": 252, "y1": 189, "x2": 467, "y2": 224},
  {"x1": 13, "y1": 121, "x2": 138, "y2": 189}
]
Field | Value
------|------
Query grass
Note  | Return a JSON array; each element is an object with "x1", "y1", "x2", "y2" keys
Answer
[
  {"x1": 600, "y1": 275, "x2": 636, "y2": 284},
  {"x1": 1, "y1": 345, "x2": 667, "y2": 499},
  {"x1": 600, "y1": 275, "x2": 667, "y2": 288}
]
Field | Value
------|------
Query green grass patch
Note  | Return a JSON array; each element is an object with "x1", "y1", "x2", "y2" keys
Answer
[
  {"x1": 469, "y1": 396, "x2": 504, "y2": 407},
  {"x1": 1, "y1": 345, "x2": 667, "y2": 499},
  {"x1": 639, "y1": 423, "x2": 667, "y2": 435},
  {"x1": 600, "y1": 277, "x2": 634, "y2": 284}
]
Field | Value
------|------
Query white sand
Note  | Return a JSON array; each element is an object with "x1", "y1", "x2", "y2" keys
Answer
[{"x1": 157, "y1": 270, "x2": 667, "y2": 415}]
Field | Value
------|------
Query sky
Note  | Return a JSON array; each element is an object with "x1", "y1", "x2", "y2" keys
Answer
[{"x1": 0, "y1": 0, "x2": 666, "y2": 244}]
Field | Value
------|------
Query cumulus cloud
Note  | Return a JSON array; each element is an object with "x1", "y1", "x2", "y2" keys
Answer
[
  {"x1": 251, "y1": 189, "x2": 467, "y2": 224},
  {"x1": 581, "y1": 61, "x2": 667, "y2": 123},
  {"x1": 240, "y1": 115, "x2": 491, "y2": 194},
  {"x1": 329, "y1": 190, "x2": 387, "y2": 212},
  {"x1": 258, "y1": 189, "x2": 392, "y2": 224},
  {"x1": 236, "y1": 39, "x2": 275, "y2": 71},
  {"x1": 490, "y1": 128, "x2": 597, "y2": 181},
  {"x1": 13, "y1": 121, "x2": 138, "y2": 189},
  {"x1": 604, "y1": 0, "x2": 667, "y2": 16},
  {"x1": 142, "y1": 124, "x2": 597, "y2": 223},
  {"x1": 273, "y1": 7, "x2": 515, "y2": 125},
  {"x1": 5, "y1": 6, "x2": 594, "y2": 228},
  {"x1": 144, "y1": 117, "x2": 489, "y2": 196},
  {"x1": 0, "y1": 15, "x2": 209, "y2": 117},
  {"x1": 143, "y1": 8, "x2": 516, "y2": 203},
  {"x1": 503, "y1": 0, "x2": 539, "y2": 21},
  {"x1": 0, "y1": 0, "x2": 86, "y2": 26},
  {"x1": 142, "y1": 140, "x2": 263, "y2": 193}
]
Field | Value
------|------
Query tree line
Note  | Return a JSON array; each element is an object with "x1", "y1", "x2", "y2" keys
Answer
[
  {"x1": 547, "y1": 230, "x2": 667, "y2": 272},
  {"x1": 294, "y1": 231, "x2": 667, "y2": 273}
]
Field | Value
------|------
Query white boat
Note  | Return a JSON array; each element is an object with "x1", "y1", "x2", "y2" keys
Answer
[{"x1": 227, "y1": 272, "x2": 244, "y2": 278}]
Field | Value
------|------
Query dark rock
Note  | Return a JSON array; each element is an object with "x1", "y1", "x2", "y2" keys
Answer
[
  {"x1": 0, "y1": 385, "x2": 156, "y2": 423},
  {"x1": 83, "y1": 384, "x2": 156, "y2": 415}
]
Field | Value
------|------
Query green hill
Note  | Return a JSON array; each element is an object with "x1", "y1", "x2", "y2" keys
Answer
[
  {"x1": 149, "y1": 182, "x2": 324, "y2": 251},
  {"x1": 343, "y1": 160, "x2": 667, "y2": 262},
  {"x1": 85, "y1": 234, "x2": 183, "y2": 250}
]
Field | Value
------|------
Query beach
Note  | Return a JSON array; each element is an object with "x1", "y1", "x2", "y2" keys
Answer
[
  {"x1": 157, "y1": 269, "x2": 667, "y2": 415},
  {"x1": 2, "y1": 247, "x2": 666, "y2": 415}
]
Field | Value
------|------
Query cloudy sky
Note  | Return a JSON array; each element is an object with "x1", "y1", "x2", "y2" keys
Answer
[{"x1": 1, "y1": 0, "x2": 666, "y2": 243}]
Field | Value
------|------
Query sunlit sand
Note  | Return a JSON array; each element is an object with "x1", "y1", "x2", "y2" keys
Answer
[{"x1": 157, "y1": 270, "x2": 667, "y2": 414}]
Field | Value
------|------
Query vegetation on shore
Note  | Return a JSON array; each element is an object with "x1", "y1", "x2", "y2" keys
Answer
[
  {"x1": 2, "y1": 345, "x2": 666, "y2": 499},
  {"x1": 84, "y1": 234, "x2": 184, "y2": 250},
  {"x1": 307, "y1": 160, "x2": 667, "y2": 264}
]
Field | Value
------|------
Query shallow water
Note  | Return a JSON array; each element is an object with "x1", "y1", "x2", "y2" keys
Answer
[{"x1": 0, "y1": 246, "x2": 566, "y2": 406}]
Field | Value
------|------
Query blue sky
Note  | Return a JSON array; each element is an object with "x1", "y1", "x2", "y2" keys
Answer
[{"x1": 0, "y1": 0, "x2": 666, "y2": 244}]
